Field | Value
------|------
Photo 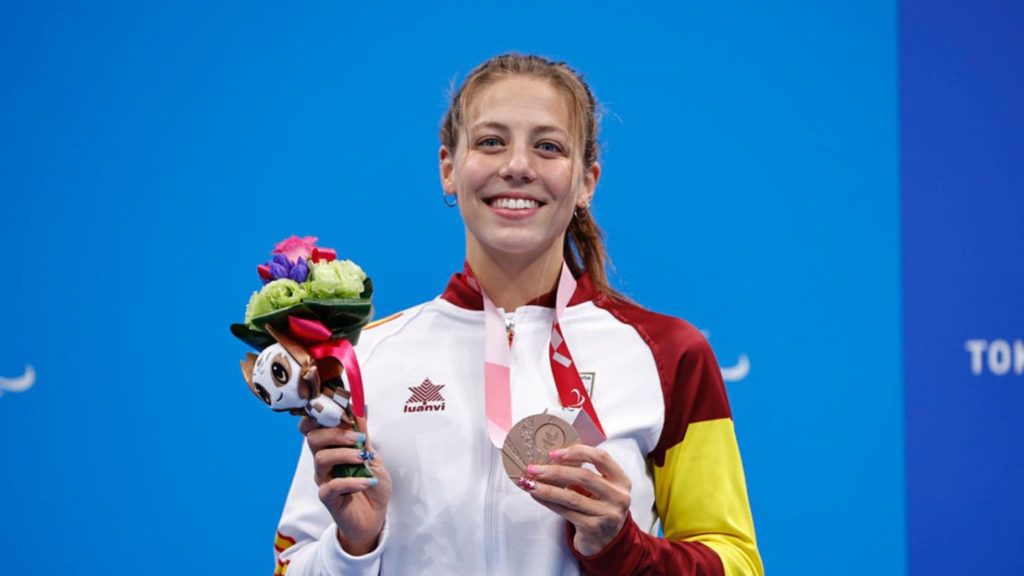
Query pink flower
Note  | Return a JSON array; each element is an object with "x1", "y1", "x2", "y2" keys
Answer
[{"x1": 273, "y1": 235, "x2": 318, "y2": 263}]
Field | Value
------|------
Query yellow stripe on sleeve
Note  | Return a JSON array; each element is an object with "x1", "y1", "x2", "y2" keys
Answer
[
  {"x1": 365, "y1": 312, "x2": 403, "y2": 330},
  {"x1": 653, "y1": 418, "x2": 763, "y2": 576}
]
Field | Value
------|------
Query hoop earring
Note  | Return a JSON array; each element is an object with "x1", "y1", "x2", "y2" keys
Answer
[{"x1": 443, "y1": 193, "x2": 458, "y2": 208}]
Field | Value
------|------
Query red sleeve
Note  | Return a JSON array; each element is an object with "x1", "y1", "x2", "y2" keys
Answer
[
  {"x1": 583, "y1": 296, "x2": 762, "y2": 576},
  {"x1": 567, "y1": 514, "x2": 724, "y2": 576}
]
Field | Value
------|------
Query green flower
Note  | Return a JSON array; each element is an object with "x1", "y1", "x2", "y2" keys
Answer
[
  {"x1": 264, "y1": 278, "x2": 308, "y2": 309},
  {"x1": 308, "y1": 259, "x2": 366, "y2": 299},
  {"x1": 244, "y1": 290, "x2": 274, "y2": 325}
]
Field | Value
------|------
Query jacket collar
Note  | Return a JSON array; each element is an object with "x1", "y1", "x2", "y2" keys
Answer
[{"x1": 440, "y1": 262, "x2": 598, "y2": 310}]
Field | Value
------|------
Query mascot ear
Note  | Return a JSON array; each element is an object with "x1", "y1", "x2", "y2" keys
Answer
[
  {"x1": 265, "y1": 323, "x2": 313, "y2": 367},
  {"x1": 240, "y1": 353, "x2": 259, "y2": 399},
  {"x1": 300, "y1": 364, "x2": 319, "y2": 400}
]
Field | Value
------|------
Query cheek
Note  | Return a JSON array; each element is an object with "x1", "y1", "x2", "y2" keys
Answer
[
  {"x1": 454, "y1": 155, "x2": 493, "y2": 189},
  {"x1": 544, "y1": 166, "x2": 579, "y2": 200}
]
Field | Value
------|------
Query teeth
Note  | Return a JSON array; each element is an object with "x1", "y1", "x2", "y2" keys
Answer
[{"x1": 491, "y1": 197, "x2": 540, "y2": 210}]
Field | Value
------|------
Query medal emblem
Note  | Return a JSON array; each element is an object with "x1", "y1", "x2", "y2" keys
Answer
[{"x1": 501, "y1": 414, "x2": 580, "y2": 485}]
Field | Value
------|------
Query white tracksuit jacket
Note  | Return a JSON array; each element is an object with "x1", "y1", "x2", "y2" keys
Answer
[{"x1": 274, "y1": 271, "x2": 762, "y2": 576}]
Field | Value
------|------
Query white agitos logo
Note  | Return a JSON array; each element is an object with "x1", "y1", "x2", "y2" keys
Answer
[
  {"x1": 0, "y1": 365, "x2": 36, "y2": 396},
  {"x1": 721, "y1": 354, "x2": 751, "y2": 383},
  {"x1": 702, "y1": 330, "x2": 750, "y2": 383}
]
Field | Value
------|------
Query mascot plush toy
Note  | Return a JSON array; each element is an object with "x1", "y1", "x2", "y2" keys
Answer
[{"x1": 241, "y1": 316, "x2": 364, "y2": 430}]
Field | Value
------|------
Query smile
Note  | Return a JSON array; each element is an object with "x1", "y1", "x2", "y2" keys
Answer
[{"x1": 487, "y1": 197, "x2": 542, "y2": 210}]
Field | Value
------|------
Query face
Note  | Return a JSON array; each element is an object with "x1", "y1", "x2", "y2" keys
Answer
[
  {"x1": 251, "y1": 344, "x2": 305, "y2": 411},
  {"x1": 440, "y1": 76, "x2": 599, "y2": 265}
]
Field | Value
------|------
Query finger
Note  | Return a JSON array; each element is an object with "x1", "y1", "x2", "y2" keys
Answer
[
  {"x1": 526, "y1": 477, "x2": 606, "y2": 516},
  {"x1": 551, "y1": 445, "x2": 631, "y2": 487},
  {"x1": 528, "y1": 464, "x2": 619, "y2": 502},
  {"x1": 319, "y1": 476, "x2": 379, "y2": 502},
  {"x1": 313, "y1": 447, "x2": 370, "y2": 483},
  {"x1": 306, "y1": 427, "x2": 367, "y2": 452},
  {"x1": 531, "y1": 495, "x2": 591, "y2": 525},
  {"x1": 299, "y1": 416, "x2": 357, "y2": 437}
]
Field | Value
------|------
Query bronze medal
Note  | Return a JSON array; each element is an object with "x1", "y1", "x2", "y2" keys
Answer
[{"x1": 501, "y1": 414, "x2": 580, "y2": 485}]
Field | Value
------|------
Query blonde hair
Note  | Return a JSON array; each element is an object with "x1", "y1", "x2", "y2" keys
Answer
[{"x1": 440, "y1": 53, "x2": 620, "y2": 299}]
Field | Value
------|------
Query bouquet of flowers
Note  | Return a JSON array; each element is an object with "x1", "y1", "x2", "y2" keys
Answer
[
  {"x1": 231, "y1": 235, "x2": 373, "y2": 348},
  {"x1": 231, "y1": 235, "x2": 374, "y2": 478}
]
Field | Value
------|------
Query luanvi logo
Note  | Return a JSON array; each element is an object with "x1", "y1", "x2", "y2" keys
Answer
[
  {"x1": 0, "y1": 365, "x2": 36, "y2": 396},
  {"x1": 965, "y1": 339, "x2": 1024, "y2": 376},
  {"x1": 404, "y1": 378, "x2": 446, "y2": 413}
]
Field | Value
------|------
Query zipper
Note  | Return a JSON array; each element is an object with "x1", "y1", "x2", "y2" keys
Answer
[{"x1": 505, "y1": 311, "x2": 515, "y2": 346}]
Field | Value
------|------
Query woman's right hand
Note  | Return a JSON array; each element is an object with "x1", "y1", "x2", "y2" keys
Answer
[{"x1": 299, "y1": 416, "x2": 392, "y2": 556}]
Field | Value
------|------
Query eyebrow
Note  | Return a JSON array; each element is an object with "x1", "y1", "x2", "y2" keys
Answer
[{"x1": 468, "y1": 121, "x2": 569, "y2": 138}]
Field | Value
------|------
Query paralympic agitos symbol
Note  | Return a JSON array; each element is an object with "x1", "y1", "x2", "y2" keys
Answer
[
  {"x1": 701, "y1": 330, "x2": 750, "y2": 383},
  {"x1": 0, "y1": 365, "x2": 36, "y2": 396}
]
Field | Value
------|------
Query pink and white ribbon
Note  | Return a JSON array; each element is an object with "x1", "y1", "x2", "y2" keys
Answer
[{"x1": 476, "y1": 263, "x2": 607, "y2": 447}]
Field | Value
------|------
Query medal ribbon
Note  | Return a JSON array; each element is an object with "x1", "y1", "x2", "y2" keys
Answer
[{"x1": 476, "y1": 263, "x2": 607, "y2": 447}]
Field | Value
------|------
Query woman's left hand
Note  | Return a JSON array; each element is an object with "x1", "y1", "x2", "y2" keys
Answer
[{"x1": 523, "y1": 444, "x2": 632, "y2": 556}]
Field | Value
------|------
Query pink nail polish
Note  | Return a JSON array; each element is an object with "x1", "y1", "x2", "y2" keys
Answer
[
  {"x1": 526, "y1": 464, "x2": 540, "y2": 476},
  {"x1": 549, "y1": 449, "x2": 565, "y2": 459},
  {"x1": 517, "y1": 477, "x2": 537, "y2": 491}
]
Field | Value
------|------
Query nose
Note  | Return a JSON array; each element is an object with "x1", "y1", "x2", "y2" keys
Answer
[{"x1": 498, "y1": 142, "x2": 535, "y2": 183}]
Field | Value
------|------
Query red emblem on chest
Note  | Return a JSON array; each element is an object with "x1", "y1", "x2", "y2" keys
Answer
[{"x1": 404, "y1": 378, "x2": 446, "y2": 413}]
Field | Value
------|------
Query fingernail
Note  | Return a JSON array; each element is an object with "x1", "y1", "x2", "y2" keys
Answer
[
  {"x1": 364, "y1": 477, "x2": 379, "y2": 488},
  {"x1": 349, "y1": 431, "x2": 367, "y2": 443},
  {"x1": 526, "y1": 464, "x2": 543, "y2": 476},
  {"x1": 549, "y1": 449, "x2": 565, "y2": 459},
  {"x1": 359, "y1": 449, "x2": 375, "y2": 462},
  {"x1": 517, "y1": 477, "x2": 537, "y2": 491}
]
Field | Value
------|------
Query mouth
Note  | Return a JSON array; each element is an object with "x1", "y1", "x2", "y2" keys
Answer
[{"x1": 485, "y1": 194, "x2": 544, "y2": 211}]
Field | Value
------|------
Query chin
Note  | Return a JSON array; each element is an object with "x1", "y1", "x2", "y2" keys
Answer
[{"x1": 479, "y1": 237, "x2": 563, "y2": 261}]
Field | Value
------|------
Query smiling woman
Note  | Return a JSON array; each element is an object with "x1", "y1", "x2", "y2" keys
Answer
[
  {"x1": 440, "y1": 74, "x2": 597, "y2": 310},
  {"x1": 271, "y1": 53, "x2": 764, "y2": 576}
]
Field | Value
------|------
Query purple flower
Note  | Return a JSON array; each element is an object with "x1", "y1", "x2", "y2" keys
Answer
[{"x1": 262, "y1": 253, "x2": 309, "y2": 284}]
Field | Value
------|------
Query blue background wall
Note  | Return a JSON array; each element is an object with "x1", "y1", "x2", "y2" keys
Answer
[
  {"x1": 902, "y1": 1, "x2": 1024, "y2": 575},
  {"x1": 4, "y1": 1, "x2": 1012, "y2": 574}
]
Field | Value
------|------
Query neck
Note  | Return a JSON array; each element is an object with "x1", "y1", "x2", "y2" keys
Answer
[{"x1": 466, "y1": 242, "x2": 564, "y2": 311}]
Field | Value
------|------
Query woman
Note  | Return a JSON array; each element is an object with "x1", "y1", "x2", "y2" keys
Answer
[{"x1": 274, "y1": 53, "x2": 763, "y2": 576}]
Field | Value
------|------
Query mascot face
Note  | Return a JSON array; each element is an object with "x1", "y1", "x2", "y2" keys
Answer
[
  {"x1": 240, "y1": 323, "x2": 319, "y2": 412},
  {"x1": 250, "y1": 343, "x2": 307, "y2": 410}
]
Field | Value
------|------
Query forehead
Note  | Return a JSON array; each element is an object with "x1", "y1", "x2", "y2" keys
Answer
[{"x1": 465, "y1": 76, "x2": 572, "y2": 132}]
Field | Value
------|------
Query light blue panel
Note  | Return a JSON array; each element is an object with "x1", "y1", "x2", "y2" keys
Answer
[{"x1": 0, "y1": 2, "x2": 901, "y2": 574}]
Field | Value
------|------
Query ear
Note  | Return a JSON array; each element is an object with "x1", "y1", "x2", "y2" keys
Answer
[
  {"x1": 439, "y1": 145, "x2": 456, "y2": 196},
  {"x1": 299, "y1": 364, "x2": 319, "y2": 400},
  {"x1": 577, "y1": 161, "x2": 601, "y2": 209},
  {"x1": 240, "y1": 353, "x2": 259, "y2": 399},
  {"x1": 264, "y1": 323, "x2": 313, "y2": 367}
]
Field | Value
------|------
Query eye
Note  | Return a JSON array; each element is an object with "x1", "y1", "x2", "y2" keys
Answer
[
  {"x1": 477, "y1": 136, "x2": 504, "y2": 148},
  {"x1": 537, "y1": 141, "x2": 564, "y2": 154},
  {"x1": 271, "y1": 361, "x2": 290, "y2": 385},
  {"x1": 255, "y1": 384, "x2": 272, "y2": 405}
]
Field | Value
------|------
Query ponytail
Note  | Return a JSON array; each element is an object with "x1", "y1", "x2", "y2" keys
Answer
[{"x1": 565, "y1": 208, "x2": 624, "y2": 301}]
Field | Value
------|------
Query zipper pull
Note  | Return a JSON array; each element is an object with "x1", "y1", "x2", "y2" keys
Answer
[{"x1": 505, "y1": 312, "x2": 515, "y2": 346}]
